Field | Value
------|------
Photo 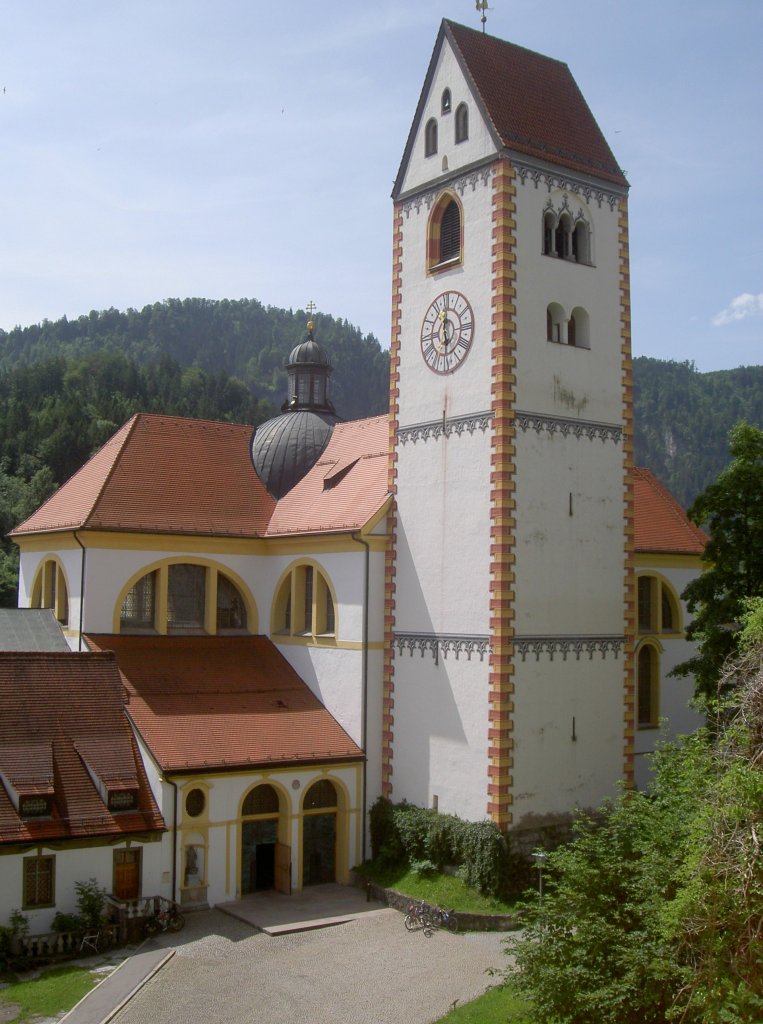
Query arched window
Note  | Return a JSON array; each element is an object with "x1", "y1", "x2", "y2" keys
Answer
[
  {"x1": 243, "y1": 784, "x2": 280, "y2": 816},
  {"x1": 637, "y1": 644, "x2": 659, "y2": 727},
  {"x1": 638, "y1": 575, "x2": 681, "y2": 635},
  {"x1": 273, "y1": 563, "x2": 336, "y2": 641},
  {"x1": 427, "y1": 193, "x2": 462, "y2": 272},
  {"x1": 543, "y1": 211, "x2": 556, "y2": 255},
  {"x1": 573, "y1": 219, "x2": 591, "y2": 264},
  {"x1": 555, "y1": 213, "x2": 573, "y2": 259},
  {"x1": 546, "y1": 303, "x2": 566, "y2": 344},
  {"x1": 30, "y1": 558, "x2": 69, "y2": 626},
  {"x1": 454, "y1": 102, "x2": 468, "y2": 143},
  {"x1": 569, "y1": 307, "x2": 590, "y2": 349},
  {"x1": 441, "y1": 89, "x2": 451, "y2": 114},
  {"x1": 119, "y1": 563, "x2": 252, "y2": 635},
  {"x1": 304, "y1": 779, "x2": 337, "y2": 810},
  {"x1": 424, "y1": 118, "x2": 438, "y2": 157}
]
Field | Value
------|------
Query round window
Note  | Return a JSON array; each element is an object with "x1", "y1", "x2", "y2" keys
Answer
[{"x1": 185, "y1": 788, "x2": 206, "y2": 818}]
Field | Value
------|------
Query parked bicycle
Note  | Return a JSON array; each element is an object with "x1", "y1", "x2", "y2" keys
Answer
[
  {"x1": 429, "y1": 906, "x2": 459, "y2": 933},
  {"x1": 144, "y1": 899, "x2": 185, "y2": 937},
  {"x1": 403, "y1": 901, "x2": 434, "y2": 937}
]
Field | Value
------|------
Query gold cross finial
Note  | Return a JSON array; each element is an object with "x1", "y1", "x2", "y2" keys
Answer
[{"x1": 306, "y1": 300, "x2": 317, "y2": 316}]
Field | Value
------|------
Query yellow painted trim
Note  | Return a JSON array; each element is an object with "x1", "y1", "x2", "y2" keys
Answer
[
  {"x1": 359, "y1": 495, "x2": 393, "y2": 538},
  {"x1": 28, "y1": 555, "x2": 71, "y2": 627},
  {"x1": 112, "y1": 556, "x2": 259, "y2": 635},
  {"x1": 634, "y1": 552, "x2": 704, "y2": 570},
  {"x1": 265, "y1": 534, "x2": 387, "y2": 555},
  {"x1": 14, "y1": 533, "x2": 81, "y2": 552},
  {"x1": 636, "y1": 569, "x2": 684, "y2": 634}
]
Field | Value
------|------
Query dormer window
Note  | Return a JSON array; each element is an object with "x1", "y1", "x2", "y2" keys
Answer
[
  {"x1": 425, "y1": 118, "x2": 438, "y2": 157},
  {"x1": 108, "y1": 790, "x2": 137, "y2": 812},
  {"x1": 455, "y1": 102, "x2": 468, "y2": 143},
  {"x1": 441, "y1": 89, "x2": 451, "y2": 114},
  {"x1": 20, "y1": 795, "x2": 52, "y2": 818}
]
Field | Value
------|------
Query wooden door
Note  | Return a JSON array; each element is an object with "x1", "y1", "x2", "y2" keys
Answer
[
  {"x1": 275, "y1": 841, "x2": 291, "y2": 895},
  {"x1": 114, "y1": 849, "x2": 141, "y2": 900}
]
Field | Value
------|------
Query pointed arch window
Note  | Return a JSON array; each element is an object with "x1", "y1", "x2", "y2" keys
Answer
[
  {"x1": 424, "y1": 118, "x2": 438, "y2": 157},
  {"x1": 455, "y1": 102, "x2": 468, "y2": 143}
]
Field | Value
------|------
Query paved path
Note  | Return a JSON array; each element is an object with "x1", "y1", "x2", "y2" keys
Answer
[{"x1": 108, "y1": 908, "x2": 510, "y2": 1024}]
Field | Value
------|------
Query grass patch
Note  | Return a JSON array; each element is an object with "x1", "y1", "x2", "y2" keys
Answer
[
  {"x1": 0, "y1": 965, "x2": 100, "y2": 1023},
  {"x1": 359, "y1": 861, "x2": 518, "y2": 915},
  {"x1": 435, "y1": 982, "x2": 530, "y2": 1022}
]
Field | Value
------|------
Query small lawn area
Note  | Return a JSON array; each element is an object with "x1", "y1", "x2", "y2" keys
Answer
[
  {"x1": 358, "y1": 861, "x2": 517, "y2": 916},
  {"x1": 435, "y1": 982, "x2": 530, "y2": 1022},
  {"x1": 0, "y1": 965, "x2": 101, "y2": 1023}
]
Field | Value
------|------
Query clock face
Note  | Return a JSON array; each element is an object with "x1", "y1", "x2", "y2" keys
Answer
[{"x1": 420, "y1": 291, "x2": 474, "y2": 375}]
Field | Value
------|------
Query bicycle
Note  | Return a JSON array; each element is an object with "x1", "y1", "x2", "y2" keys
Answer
[
  {"x1": 403, "y1": 901, "x2": 434, "y2": 937},
  {"x1": 429, "y1": 906, "x2": 459, "y2": 933},
  {"x1": 144, "y1": 902, "x2": 185, "y2": 937}
]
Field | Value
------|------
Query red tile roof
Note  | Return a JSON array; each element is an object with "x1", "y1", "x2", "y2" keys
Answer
[
  {"x1": 266, "y1": 416, "x2": 389, "y2": 535},
  {"x1": 394, "y1": 20, "x2": 627, "y2": 197},
  {"x1": 11, "y1": 413, "x2": 389, "y2": 540},
  {"x1": 86, "y1": 635, "x2": 364, "y2": 773},
  {"x1": 633, "y1": 467, "x2": 708, "y2": 556},
  {"x1": 0, "y1": 652, "x2": 164, "y2": 846},
  {"x1": 11, "y1": 414, "x2": 276, "y2": 539}
]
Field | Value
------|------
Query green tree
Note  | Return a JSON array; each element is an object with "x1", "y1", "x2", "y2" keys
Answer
[
  {"x1": 504, "y1": 601, "x2": 763, "y2": 1024},
  {"x1": 673, "y1": 422, "x2": 763, "y2": 703}
]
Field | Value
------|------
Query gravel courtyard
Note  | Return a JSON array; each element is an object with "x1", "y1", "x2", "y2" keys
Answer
[{"x1": 110, "y1": 907, "x2": 511, "y2": 1024}]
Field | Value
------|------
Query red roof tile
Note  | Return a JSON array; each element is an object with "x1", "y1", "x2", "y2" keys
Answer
[
  {"x1": 394, "y1": 20, "x2": 627, "y2": 197},
  {"x1": 86, "y1": 635, "x2": 364, "y2": 773},
  {"x1": 11, "y1": 414, "x2": 276, "y2": 538},
  {"x1": 0, "y1": 652, "x2": 164, "y2": 845},
  {"x1": 633, "y1": 467, "x2": 708, "y2": 556},
  {"x1": 266, "y1": 416, "x2": 390, "y2": 536}
]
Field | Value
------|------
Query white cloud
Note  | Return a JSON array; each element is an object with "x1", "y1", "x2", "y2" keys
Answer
[{"x1": 712, "y1": 292, "x2": 763, "y2": 327}]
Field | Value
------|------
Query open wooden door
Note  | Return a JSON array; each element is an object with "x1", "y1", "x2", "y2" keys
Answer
[{"x1": 274, "y1": 842, "x2": 291, "y2": 895}]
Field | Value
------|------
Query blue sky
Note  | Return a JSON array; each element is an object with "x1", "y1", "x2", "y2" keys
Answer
[{"x1": 1, "y1": 0, "x2": 761, "y2": 372}]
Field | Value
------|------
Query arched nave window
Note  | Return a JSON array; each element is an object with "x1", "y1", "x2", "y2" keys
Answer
[
  {"x1": 637, "y1": 575, "x2": 681, "y2": 635},
  {"x1": 30, "y1": 558, "x2": 69, "y2": 626},
  {"x1": 118, "y1": 562, "x2": 252, "y2": 635},
  {"x1": 273, "y1": 562, "x2": 336, "y2": 642},
  {"x1": 637, "y1": 642, "x2": 660, "y2": 728}
]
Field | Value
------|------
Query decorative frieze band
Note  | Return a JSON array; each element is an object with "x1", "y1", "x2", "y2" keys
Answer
[
  {"x1": 512, "y1": 158, "x2": 623, "y2": 211},
  {"x1": 513, "y1": 635, "x2": 625, "y2": 661},
  {"x1": 393, "y1": 632, "x2": 491, "y2": 662},
  {"x1": 393, "y1": 632, "x2": 624, "y2": 663},
  {"x1": 397, "y1": 410, "x2": 493, "y2": 445},
  {"x1": 400, "y1": 165, "x2": 494, "y2": 217},
  {"x1": 515, "y1": 410, "x2": 623, "y2": 444}
]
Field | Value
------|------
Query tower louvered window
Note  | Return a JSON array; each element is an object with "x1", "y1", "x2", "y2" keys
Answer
[{"x1": 439, "y1": 201, "x2": 460, "y2": 263}]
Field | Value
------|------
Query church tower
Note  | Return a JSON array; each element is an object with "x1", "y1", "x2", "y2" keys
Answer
[{"x1": 384, "y1": 21, "x2": 633, "y2": 836}]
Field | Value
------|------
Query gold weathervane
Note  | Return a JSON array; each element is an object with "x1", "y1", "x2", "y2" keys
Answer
[{"x1": 475, "y1": 0, "x2": 490, "y2": 33}]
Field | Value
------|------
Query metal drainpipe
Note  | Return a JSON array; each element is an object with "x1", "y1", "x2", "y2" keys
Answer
[
  {"x1": 351, "y1": 531, "x2": 370, "y2": 863},
  {"x1": 167, "y1": 776, "x2": 179, "y2": 902},
  {"x1": 73, "y1": 532, "x2": 86, "y2": 651}
]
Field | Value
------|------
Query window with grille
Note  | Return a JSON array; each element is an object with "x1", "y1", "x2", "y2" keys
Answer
[
  {"x1": 23, "y1": 855, "x2": 55, "y2": 908},
  {"x1": 168, "y1": 564, "x2": 205, "y2": 631},
  {"x1": 243, "y1": 784, "x2": 279, "y2": 816},
  {"x1": 217, "y1": 574, "x2": 247, "y2": 630},
  {"x1": 121, "y1": 571, "x2": 156, "y2": 630}
]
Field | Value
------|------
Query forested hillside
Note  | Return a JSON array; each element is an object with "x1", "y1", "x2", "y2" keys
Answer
[
  {"x1": 0, "y1": 300, "x2": 760, "y2": 606},
  {"x1": 632, "y1": 356, "x2": 763, "y2": 508}
]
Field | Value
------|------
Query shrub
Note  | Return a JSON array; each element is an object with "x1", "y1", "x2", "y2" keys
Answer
[
  {"x1": 74, "y1": 879, "x2": 107, "y2": 930},
  {"x1": 410, "y1": 858, "x2": 438, "y2": 878},
  {"x1": 51, "y1": 912, "x2": 84, "y2": 934}
]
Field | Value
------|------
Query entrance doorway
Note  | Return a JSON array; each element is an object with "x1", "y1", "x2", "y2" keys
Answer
[
  {"x1": 302, "y1": 780, "x2": 338, "y2": 887},
  {"x1": 241, "y1": 784, "x2": 287, "y2": 896},
  {"x1": 113, "y1": 848, "x2": 141, "y2": 900}
]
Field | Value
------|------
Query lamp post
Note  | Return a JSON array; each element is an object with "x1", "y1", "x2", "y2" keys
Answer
[{"x1": 531, "y1": 850, "x2": 547, "y2": 904}]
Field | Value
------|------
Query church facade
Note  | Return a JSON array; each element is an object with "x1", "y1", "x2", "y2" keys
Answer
[{"x1": 4, "y1": 21, "x2": 701, "y2": 924}]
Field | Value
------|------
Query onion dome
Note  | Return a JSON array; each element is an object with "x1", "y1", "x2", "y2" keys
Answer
[{"x1": 251, "y1": 320, "x2": 340, "y2": 499}]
